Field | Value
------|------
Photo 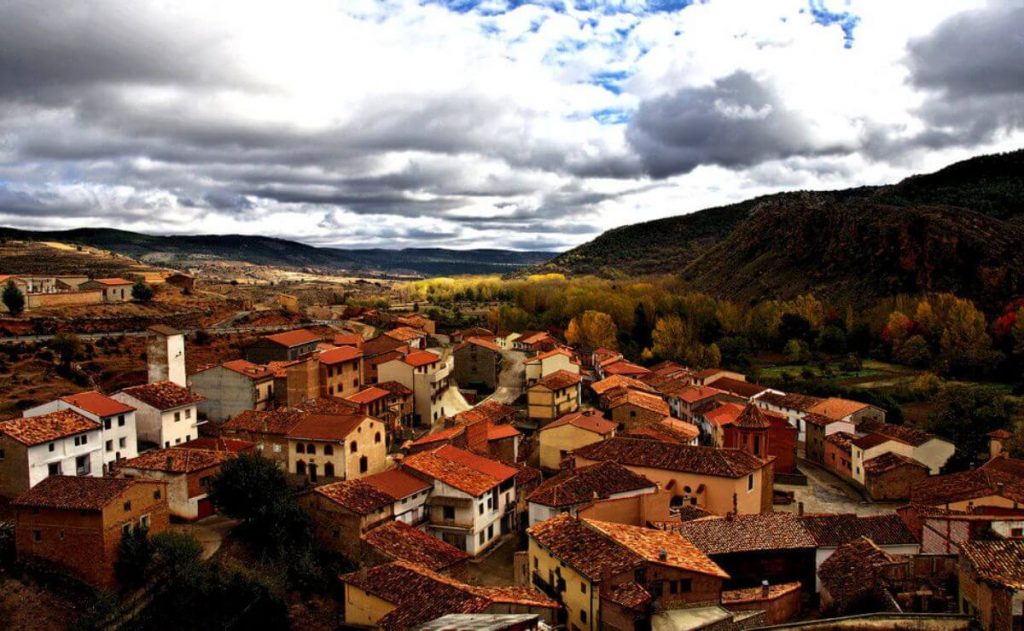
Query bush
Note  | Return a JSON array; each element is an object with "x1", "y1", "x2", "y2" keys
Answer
[
  {"x1": 131, "y1": 280, "x2": 154, "y2": 302},
  {"x1": 2, "y1": 281, "x2": 25, "y2": 316},
  {"x1": 115, "y1": 528, "x2": 154, "y2": 586}
]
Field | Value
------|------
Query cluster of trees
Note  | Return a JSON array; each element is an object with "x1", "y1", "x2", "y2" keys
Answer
[{"x1": 398, "y1": 275, "x2": 1023, "y2": 383}]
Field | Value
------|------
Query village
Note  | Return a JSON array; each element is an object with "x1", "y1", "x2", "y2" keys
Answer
[{"x1": 0, "y1": 269, "x2": 1022, "y2": 631}]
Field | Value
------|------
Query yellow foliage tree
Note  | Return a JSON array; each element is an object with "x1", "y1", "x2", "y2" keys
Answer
[{"x1": 565, "y1": 310, "x2": 618, "y2": 351}]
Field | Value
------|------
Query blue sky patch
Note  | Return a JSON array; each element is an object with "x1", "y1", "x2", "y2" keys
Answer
[{"x1": 807, "y1": 0, "x2": 860, "y2": 48}]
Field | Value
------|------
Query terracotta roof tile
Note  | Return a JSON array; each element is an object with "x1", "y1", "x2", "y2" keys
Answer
[
  {"x1": 286, "y1": 414, "x2": 370, "y2": 441},
  {"x1": 297, "y1": 397, "x2": 361, "y2": 415},
  {"x1": 404, "y1": 350, "x2": 442, "y2": 368},
  {"x1": 703, "y1": 402, "x2": 746, "y2": 427},
  {"x1": 410, "y1": 425, "x2": 465, "y2": 447},
  {"x1": 585, "y1": 519, "x2": 728, "y2": 577},
  {"x1": 673, "y1": 384, "x2": 725, "y2": 404},
  {"x1": 91, "y1": 277, "x2": 133, "y2": 286},
  {"x1": 758, "y1": 392, "x2": 824, "y2": 412},
  {"x1": 402, "y1": 445, "x2": 517, "y2": 496},
  {"x1": 362, "y1": 521, "x2": 469, "y2": 571},
  {"x1": 527, "y1": 513, "x2": 642, "y2": 580},
  {"x1": 863, "y1": 452, "x2": 928, "y2": 475},
  {"x1": 120, "y1": 447, "x2": 235, "y2": 473},
  {"x1": 808, "y1": 397, "x2": 873, "y2": 421},
  {"x1": 605, "y1": 582, "x2": 651, "y2": 610},
  {"x1": 315, "y1": 479, "x2": 395, "y2": 515},
  {"x1": 606, "y1": 390, "x2": 670, "y2": 416},
  {"x1": 214, "y1": 359, "x2": 274, "y2": 380},
  {"x1": 733, "y1": 404, "x2": 773, "y2": 429},
  {"x1": 602, "y1": 360, "x2": 650, "y2": 376},
  {"x1": 534, "y1": 370, "x2": 581, "y2": 391},
  {"x1": 119, "y1": 381, "x2": 204, "y2": 410},
  {"x1": 525, "y1": 348, "x2": 575, "y2": 365},
  {"x1": 621, "y1": 418, "x2": 699, "y2": 444},
  {"x1": 386, "y1": 326, "x2": 429, "y2": 342},
  {"x1": 486, "y1": 423, "x2": 521, "y2": 441},
  {"x1": 801, "y1": 412, "x2": 836, "y2": 428},
  {"x1": 709, "y1": 377, "x2": 768, "y2": 399},
  {"x1": 263, "y1": 328, "x2": 321, "y2": 348},
  {"x1": 817, "y1": 537, "x2": 905, "y2": 606},
  {"x1": 12, "y1": 476, "x2": 161, "y2": 511},
  {"x1": 318, "y1": 345, "x2": 363, "y2": 365},
  {"x1": 455, "y1": 337, "x2": 503, "y2": 354},
  {"x1": 960, "y1": 539, "x2": 1024, "y2": 589},
  {"x1": 223, "y1": 409, "x2": 306, "y2": 435},
  {"x1": 0, "y1": 410, "x2": 99, "y2": 446},
  {"x1": 859, "y1": 422, "x2": 938, "y2": 447},
  {"x1": 453, "y1": 400, "x2": 518, "y2": 426},
  {"x1": 980, "y1": 454, "x2": 1024, "y2": 477},
  {"x1": 591, "y1": 375, "x2": 656, "y2": 396},
  {"x1": 575, "y1": 437, "x2": 766, "y2": 479},
  {"x1": 722, "y1": 582, "x2": 801, "y2": 605},
  {"x1": 60, "y1": 391, "x2": 135, "y2": 417},
  {"x1": 180, "y1": 436, "x2": 256, "y2": 453},
  {"x1": 345, "y1": 386, "x2": 391, "y2": 405},
  {"x1": 528, "y1": 461, "x2": 656, "y2": 508},
  {"x1": 377, "y1": 380, "x2": 414, "y2": 396},
  {"x1": 541, "y1": 410, "x2": 614, "y2": 436},
  {"x1": 825, "y1": 431, "x2": 856, "y2": 451},
  {"x1": 362, "y1": 468, "x2": 431, "y2": 500},
  {"x1": 910, "y1": 469, "x2": 1024, "y2": 507},
  {"x1": 799, "y1": 514, "x2": 918, "y2": 547},
  {"x1": 669, "y1": 512, "x2": 817, "y2": 555},
  {"x1": 363, "y1": 335, "x2": 410, "y2": 356}
]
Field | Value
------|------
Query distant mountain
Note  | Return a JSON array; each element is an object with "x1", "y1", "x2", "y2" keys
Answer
[
  {"x1": 538, "y1": 150, "x2": 1024, "y2": 310},
  {"x1": 0, "y1": 227, "x2": 555, "y2": 277}
]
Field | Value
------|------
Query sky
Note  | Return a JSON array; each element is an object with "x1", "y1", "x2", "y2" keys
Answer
[{"x1": 0, "y1": 0, "x2": 1022, "y2": 252}]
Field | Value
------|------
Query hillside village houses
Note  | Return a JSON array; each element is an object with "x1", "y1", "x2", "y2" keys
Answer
[
  {"x1": 377, "y1": 350, "x2": 457, "y2": 426},
  {"x1": 0, "y1": 411, "x2": 103, "y2": 498},
  {"x1": 285, "y1": 412, "x2": 387, "y2": 481},
  {"x1": 523, "y1": 348, "x2": 579, "y2": 386},
  {"x1": 526, "y1": 370, "x2": 582, "y2": 422},
  {"x1": 23, "y1": 390, "x2": 139, "y2": 472}
]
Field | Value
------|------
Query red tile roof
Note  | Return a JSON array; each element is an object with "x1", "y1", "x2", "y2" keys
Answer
[
  {"x1": 456, "y1": 337, "x2": 503, "y2": 353},
  {"x1": 528, "y1": 461, "x2": 656, "y2": 508},
  {"x1": 674, "y1": 384, "x2": 725, "y2": 404},
  {"x1": 362, "y1": 521, "x2": 469, "y2": 571},
  {"x1": 334, "y1": 333, "x2": 365, "y2": 348},
  {"x1": 61, "y1": 391, "x2": 135, "y2": 417},
  {"x1": 453, "y1": 400, "x2": 518, "y2": 426},
  {"x1": 980, "y1": 454, "x2": 1024, "y2": 477},
  {"x1": 799, "y1": 513, "x2": 918, "y2": 548},
  {"x1": 621, "y1": 418, "x2": 699, "y2": 444},
  {"x1": 385, "y1": 326, "x2": 428, "y2": 342},
  {"x1": 402, "y1": 445, "x2": 517, "y2": 496},
  {"x1": 605, "y1": 581, "x2": 652, "y2": 610},
  {"x1": 318, "y1": 345, "x2": 363, "y2": 365},
  {"x1": 91, "y1": 277, "x2": 133, "y2": 286},
  {"x1": 263, "y1": 328, "x2": 321, "y2": 348},
  {"x1": 586, "y1": 519, "x2": 729, "y2": 578},
  {"x1": 403, "y1": 350, "x2": 442, "y2": 368},
  {"x1": 817, "y1": 537, "x2": 905, "y2": 605},
  {"x1": 670, "y1": 512, "x2": 817, "y2": 555},
  {"x1": 859, "y1": 421, "x2": 939, "y2": 447},
  {"x1": 216, "y1": 359, "x2": 274, "y2": 380},
  {"x1": 524, "y1": 348, "x2": 574, "y2": 365},
  {"x1": 708, "y1": 377, "x2": 768, "y2": 399},
  {"x1": 733, "y1": 404, "x2": 773, "y2": 429},
  {"x1": 909, "y1": 469, "x2": 1024, "y2": 507},
  {"x1": 703, "y1": 402, "x2": 746, "y2": 427},
  {"x1": 120, "y1": 447, "x2": 235, "y2": 473},
  {"x1": 722, "y1": 582, "x2": 801, "y2": 605},
  {"x1": 180, "y1": 436, "x2": 256, "y2": 453},
  {"x1": 528, "y1": 513, "x2": 642, "y2": 580},
  {"x1": 825, "y1": 431, "x2": 856, "y2": 451},
  {"x1": 315, "y1": 479, "x2": 395, "y2": 515},
  {"x1": 575, "y1": 437, "x2": 767, "y2": 478},
  {"x1": 362, "y1": 468, "x2": 431, "y2": 500},
  {"x1": 0, "y1": 410, "x2": 99, "y2": 445},
  {"x1": 601, "y1": 360, "x2": 650, "y2": 377},
  {"x1": 119, "y1": 381, "x2": 204, "y2": 410},
  {"x1": 606, "y1": 389, "x2": 670, "y2": 416},
  {"x1": 591, "y1": 375, "x2": 655, "y2": 397},
  {"x1": 758, "y1": 392, "x2": 824, "y2": 412},
  {"x1": 486, "y1": 423, "x2": 520, "y2": 441},
  {"x1": 297, "y1": 397, "x2": 361, "y2": 415},
  {"x1": 534, "y1": 369, "x2": 581, "y2": 391},
  {"x1": 808, "y1": 397, "x2": 873, "y2": 421},
  {"x1": 377, "y1": 380, "x2": 413, "y2": 396},
  {"x1": 960, "y1": 539, "x2": 1024, "y2": 589},
  {"x1": 540, "y1": 409, "x2": 616, "y2": 435},
  {"x1": 286, "y1": 414, "x2": 370, "y2": 441},
  {"x1": 345, "y1": 386, "x2": 391, "y2": 405},
  {"x1": 12, "y1": 476, "x2": 162, "y2": 511},
  {"x1": 852, "y1": 432, "x2": 900, "y2": 450},
  {"x1": 863, "y1": 452, "x2": 928, "y2": 475},
  {"x1": 222, "y1": 409, "x2": 306, "y2": 435},
  {"x1": 410, "y1": 425, "x2": 465, "y2": 447}
]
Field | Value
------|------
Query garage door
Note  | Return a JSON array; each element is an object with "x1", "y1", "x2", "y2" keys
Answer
[{"x1": 197, "y1": 497, "x2": 215, "y2": 519}]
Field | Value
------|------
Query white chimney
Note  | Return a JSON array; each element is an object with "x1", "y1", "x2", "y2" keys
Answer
[{"x1": 147, "y1": 325, "x2": 186, "y2": 387}]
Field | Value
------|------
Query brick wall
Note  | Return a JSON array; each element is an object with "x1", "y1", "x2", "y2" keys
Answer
[
  {"x1": 865, "y1": 463, "x2": 929, "y2": 501},
  {"x1": 25, "y1": 290, "x2": 103, "y2": 310}
]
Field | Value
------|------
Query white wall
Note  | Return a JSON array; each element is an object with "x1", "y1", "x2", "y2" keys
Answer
[
  {"x1": 111, "y1": 393, "x2": 197, "y2": 448},
  {"x1": 24, "y1": 400, "x2": 138, "y2": 470},
  {"x1": 26, "y1": 430, "x2": 103, "y2": 488}
]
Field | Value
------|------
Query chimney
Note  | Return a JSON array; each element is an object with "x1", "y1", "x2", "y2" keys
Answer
[
  {"x1": 761, "y1": 580, "x2": 769, "y2": 598},
  {"x1": 659, "y1": 549, "x2": 668, "y2": 562},
  {"x1": 996, "y1": 482, "x2": 1006, "y2": 496},
  {"x1": 797, "y1": 501, "x2": 804, "y2": 516}
]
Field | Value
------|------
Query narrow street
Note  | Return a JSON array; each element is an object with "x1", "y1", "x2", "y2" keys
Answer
[{"x1": 482, "y1": 348, "x2": 526, "y2": 405}]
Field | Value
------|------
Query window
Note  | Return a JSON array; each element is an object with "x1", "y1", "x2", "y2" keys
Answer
[
  {"x1": 153, "y1": 489, "x2": 161, "y2": 500},
  {"x1": 0, "y1": 448, "x2": 3, "y2": 460},
  {"x1": 165, "y1": 441, "x2": 170, "y2": 448},
  {"x1": 350, "y1": 441, "x2": 358, "y2": 453},
  {"x1": 106, "y1": 440, "x2": 113, "y2": 452},
  {"x1": 174, "y1": 411, "x2": 181, "y2": 422},
  {"x1": 359, "y1": 456, "x2": 368, "y2": 473},
  {"x1": 104, "y1": 418, "x2": 112, "y2": 430},
  {"x1": 174, "y1": 438, "x2": 181, "y2": 445},
  {"x1": 323, "y1": 445, "x2": 334, "y2": 456},
  {"x1": 374, "y1": 432, "x2": 381, "y2": 444},
  {"x1": 200, "y1": 476, "x2": 212, "y2": 489},
  {"x1": 32, "y1": 530, "x2": 41, "y2": 542},
  {"x1": 119, "y1": 437, "x2": 126, "y2": 448},
  {"x1": 118, "y1": 415, "x2": 125, "y2": 427},
  {"x1": 580, "y1": 610, "x2": 587, "y2": 624},
  {"x1": 679, "y1": 579, "x2": 692, "y2": 593},
  {"x1": 479, "y1": 531, "x2": 485, "y2": 545},
  {"x1": 185, "y1": 435, "x2": 190, "y2": 442},
  {"x1": 747, "y1": 474, "x2": 754, "y2": 491},
  {"x1": 669, "y1": 580, "x2": 678, "y2": 594},
  {"x1": 296, "y1": 443, "x2": 305, "y2": 454},
  {"x1": 307, "y1": 444, "x2": 316, "y2": 455},
  {"x1": 443, "y1": 506, "x2": 455, "y2": 520},
  {"x1": 479, "y1": 503, "x2": 484, "y2": 515},
  {"x1": 123, "y1": 501, "x2": 132, "y2": 511},
  {"x1": 140, "y1": 514, "x2": 150, "y2": 530},
  {"x1": 122, "y1": 523, "x2": 132, "y2": 535},
  {"x1": 324, "y1": 462, "x2": 335, "y2": 477},
  {"x1": 533, "y1": 557, "x2": 538, "y2": 569},
  {"x1": 488, "y1": 524, "x2": 494, "y2": 539},
  {"x1": 48, "y1": 462, "x2": 61, "y2": 476},
  {"x1": 185, "y1": 408, "x2": 191, "y2": 419},
  {"x1": 581, "y1": 582, "x2": 587, "y2": 594},
  {"x1": 1011, "y1": 528, "x2": 1023, "y2": 538}
]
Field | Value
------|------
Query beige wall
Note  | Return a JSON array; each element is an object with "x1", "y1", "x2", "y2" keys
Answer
[
  {"x1": 528, "y1": 385, "x2": 579, "y2": 421},
  {"x1": 529, "y1": 537, "x2": 598, "y2": 630},
  {"x1": 343, "y1": 584, "x2": 399, "y2": 628},
  {"x1": 575, "y1": 489, "x2": 673, "y2": 526},
  {"x1": 288, "y1": 417, "x2": 386, "y2": 480},
  {"x1": 538, "y1": 424, "x2": 610, "y2": 470}
]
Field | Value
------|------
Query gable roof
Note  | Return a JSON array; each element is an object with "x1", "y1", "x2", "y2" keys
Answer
[
  {"x1": 363, "y1": 335, "x2": 409, "y2": 356},
  {"x1": 216, "y1": 359, "x2": 274, "y2": 380},
  {"x1": 60, "y1": 391, "x2": 135, "y2": 417},
  {"x1": 670, "y1": 512, "x2": 817, "y2": 555},
  {"x1": 410, "y1": 425, "x2": 465, "y2": 447},
  {"x1": 808, "y1": 397, "x2": 873, "y2": 420},
  {"x1": 403, "y1": 350, "x2": 442, "y2": 368},
  {"x1": 286, "y1": 414, "x2": 371, "y2": 441},
  {"x1": 527, "y1": 513, "x2": 642, "y2": 581},
  {"x1": 455, "y1": 337, "x2": 503, "y2": 354},
  {"x1": 452, "y1": 400, "x2": 518, "y2": 426},
  {"x1": 319, "y1": 345, "x2": 363, "y2": 365},
  {"x1": 263, "y1": 328, "x2": 321, "y2": 348},
  {"x1": 585, "y1": 519, "x2": 729, "y2": 578},
  {"x1": 89, "y1": 277, "x2": 133, "y2": 286},
  {"x1": 315, "y1": 479, "x2": 395, "y2": 515},
  {"x1": 12, "y1": 476, "x2": 160, "y2": 511},
  {"x1": 863, "y1": 452, "x2": 929, "y2": 475},
  {"x1": 362, "y1": 521, "x2": 470, "y2": 571},
  {"x1": 733, "y1": 404, "x2": 773, "y2": 429},
  {"x1": 402, "y1": 445, "x2": 517, "y2": 496},
  {"x1": 709, "y1": 377, "x2": 768, "y2": 399},
  {"x1": 539, "y1": 409, "x2": 616, "y2": 435},
  {"x1": 345, "y1": 386, "x2": 391, "y2": 405},
  {"x1": 909, "y1": 469, "x2": 1024, "y2": 507},
  {"x1": 222, "y1": 408, "x2": 306, "y2": 435},
  {"x1": 385, "y1": 326, "x2": 429, "y2": 342},
  {"x1": 0, "y1": 410, "x2": 99, "y2": 446},
  {"x1": 528, "y1": 461, "x2": 656, "y2": 508},
  {"x1": 524, "y1": 348, "x2": 574, "y2": 365},
  {"x1": 574, "y1": 437, "x2": 766, "y2": 479},
  {"x1": 377, "y1": 380, "x2": 414, "y2": 396},
  {"x1": 120, "y1": 447, "x2": 235, "y2": 473},
  {"x1": 118, "y1": 381, "x2": 204, "y2": 410},
  {"x1": 703, "y1": 402, "x2": 747, "y2": 427},
  {"x1": 591, "y1": 375, "x2": 656, "y2": 397},
  {"x1": 758, "y1": 392, "x2": 824, "y2": 412},
  {"x1": 601, "y1": 360, "x2": 651, "y2": 377},
  {"x1": 534, "y1": 370, "x2": 581, "y2": 391},
  {"x1": 621, "y1": 418, "x2": 700, "y2": 444},
  {"x1": 860, "y1": 422, "x2": 940, "y2": 447},
  {"x1": 606, "y1": 389, "x2": 670, "y2": 416},
  {"x1": 798, "y1": 513, "x2": 918, "y2": 548},
  {"x1": 673, "y1": 384, "x2": 726, "y2": 404},
  {"x1": 817, "y1": 537, "x2": 905, "y2": 602},
  {"x1": 362, "y1": 468, "x2": 432, "y2": 500},
  {"x1": 960, "y1": 539, "x2": 1024, "y2": 589}
]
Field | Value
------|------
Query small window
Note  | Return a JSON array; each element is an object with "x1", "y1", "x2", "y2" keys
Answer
[
  {"x1": 32, "y1": 530, "x2": 41, "y2": 542},
  {"x1": 154, "y1": 489, "x2": 161, "y2": 500},
  {"x1": 118, "y1": 415, "x2": 125, "y2": 426},
  {"x1": 185, "y1": 408, "x2": 191, "y2": 419},
  {"x1": 140, "y1": 514, "x2": 150, "y2": 530},
  {"x1": 374, "y1": 432, "x2": 381, "y2": 444},
  {"x1": 669, "y1": 580, "x2": 678, "y2": 594},
  {"x1": 122, "y1": 523, "x2": 132, "y2": 535},
  {"x1": 479, "y1": 503, "x2": 484, "y2": 515},
  {"x1": 581, "y1": 582, "x2": 587, "y2": 594},
  {"x1": 679, "y1": 578, "x2": 692, "y2": 593},
  {"x1": 307, "y1": 444, "x2": 316, "y2": 455},
  {"x1": 479, "y1": 531, "x2": 485, "y2": 545},
  {"x1": 533, "y1": 557, "x2": 538, "y2": 569},
  {"x1": 104, "y1": 418, "x2": 112, "y2": 430},
  {"x1": 119, "y1": 437, "x2": 126, "y2": 448},
  {"x1": 359, "y1": 456, "x2": 368, "y2": 473},
  {"x1": 323, "y1": 445, "x2": 334, "y2": 456},
  {"x1": 296, "y1": 443, "x2": 305, "y2": 454},
  {"x1": 350, "y1": 441, "x2": 358, "y2": 453},
  {"x1": 174, "y1": 411, "x2": 181, "y2": 422},
  {"x1": 123, "y1": 501, "x2": 132, "y2": 512},
  {"x1": 443, "y1": 506, "x2": 455, "y2": 520},
  {"x1": 747, "y1": 474, "x2": 754, "y2": 491},
  {"x1": 0, "y1": 448, "x2": 5, "y2": 461},
  {"x1": 580, "y1": 610, "x2": 587, "y2": 624},
  {"x1": 106, "y1": 440, "x2": 113, "y2": 452}
]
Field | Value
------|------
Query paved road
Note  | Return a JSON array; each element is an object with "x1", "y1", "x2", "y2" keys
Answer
[
  {"x1": 483, "y1": 348, "x2": 526, "y2": 405},
  {"x1": 776, "y1": 457, "x2": 903, "y2": 516}
]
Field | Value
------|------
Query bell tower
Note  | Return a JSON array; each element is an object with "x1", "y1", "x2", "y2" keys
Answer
[{"x1": 147, "y1": 325, "x2": 186, "y2": 387}]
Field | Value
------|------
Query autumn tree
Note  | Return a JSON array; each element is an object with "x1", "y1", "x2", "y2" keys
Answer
[
  {"x1": 650, "y1": 315, "x2": 720, "y2": 369},
  {"x1": 565, "y1": 310, "x2": 618, "y2": 352}
]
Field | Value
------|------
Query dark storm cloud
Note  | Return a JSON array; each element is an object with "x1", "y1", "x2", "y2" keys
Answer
[{"x1": 625, "y1": 72, "x2": 848, "y2": 178}]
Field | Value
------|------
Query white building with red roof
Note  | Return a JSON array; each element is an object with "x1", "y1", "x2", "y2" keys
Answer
[
  {"x1": 113, "y1": 381, "x2": 205, "y2": 449},
  {"x1": 401, "y1": 444, "x2": 518, "y2": 556},
  {"x1": 24, "y1": 391, "x2": 139, "y2": 471},
  {"x1": 524, "y1": 348, "x2": 579, "y2": 386},
  {"x1": 379, "y1": 350, "x2": 465, "y2": 426},
  {"x1": 0, "y1": 410, "x2": 103, "y2": 498}
]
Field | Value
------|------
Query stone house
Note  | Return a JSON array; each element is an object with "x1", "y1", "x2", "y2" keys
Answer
[
  {"x1": 220, "y1": 408, "x2": 305, "y2": 467},
  {"x1": 285, "y1": 413, "x2": 387, "y2": 482},
  {"x1": 243, "y1": 329, "x2": 321, "y2": 363},
  {"x1": 80, "y1": 277, "x2": 133, "y2": 302},
  {"x1": 299, "y1": 479, "x2": 395, "y2": 560},
  {"x1": 318, "y1": 345, "x2": 363, "y2": 399},
  {"x1": 0, "y1": 410, "x2": 103, "y2": 499},
  {"x1": 453, "y1": 337, "x2": 504, "y2": 391},
  {"x1": 112, "y1": 381, "x2": 204, "y2": 449},
  {"x1": 524, "y1": 349, "x2": 579, "y2": 386},
  {"x1": 537, "y1": 409, "x2": 616, "y2": 471},
  {"x1": 116, "y1": 447, "x2": 235, "y2": 520},
  {"x1": 526, "y1": 371, "x2": 581, "y2": 423},
  {"x1": 958, "y1": 539, "x2": 1024, "y2": 630},
  {"x1": 189, "y1": 360, "x2": 275, "y2": 423},
  {"x1": 526, "y1": 461, "x2": 657, "y2": 526},
  {"x1": 378, "y1": 350, "x2": 454, "y2": 426}
]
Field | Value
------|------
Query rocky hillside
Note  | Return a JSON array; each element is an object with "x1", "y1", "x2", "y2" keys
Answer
[{"x1": 541, "y1": 150, "x2": 1024, "y2": 309}]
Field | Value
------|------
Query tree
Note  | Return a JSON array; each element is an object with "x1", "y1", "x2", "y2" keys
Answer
[
  {"x1": 208, "y1": 454, "x2": 290, "y2": 525},
  {"x1": 778, "y1": 313, "x2": 813, "y2": 346},
  {"x1": 50, "y1": 332, "x2": 81, "y2": 370},
  {"x1": 1012, "y1": 306, "x2": 1024, "y2": 358},
  {"x1": 816, "y1": 325, "x2": 847, "y2": 354},
  {"x1": 132, "y1": 280, "x2": 154, "y2": 302},
  {"x1": 784, "y1": 339, "x2": 810, "y2": 364},
  {"x1": 116, "y1": 527, "x2": 155, "y2": 586},
  {"x1": 895, "y1": 334, "x2": 931, "y2": 368},
  {"x1": 923, "y1": 385, "x2": 1017, "y2": 471},
  {"x1": 2, "y1": 281, "x2": 24, "y2": 316},
  {"x1": 651, "y1": 315, "x2": 689, "y2": 363},
  {"x1": 936, "y1": 297, "x2": 997, "y2": 377},
  {"x1": 565, "y1": 310, "x2": 617, "y2": 352}
]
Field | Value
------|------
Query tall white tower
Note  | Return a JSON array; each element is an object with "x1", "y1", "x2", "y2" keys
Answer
[{"x1": 147, "y1": 325, "x2": 186, "y2": 387}]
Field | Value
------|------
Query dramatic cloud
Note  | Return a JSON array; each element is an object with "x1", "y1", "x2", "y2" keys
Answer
[{"x1": 0, "y1": 0, "x2": 1021, "y2": 250}]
